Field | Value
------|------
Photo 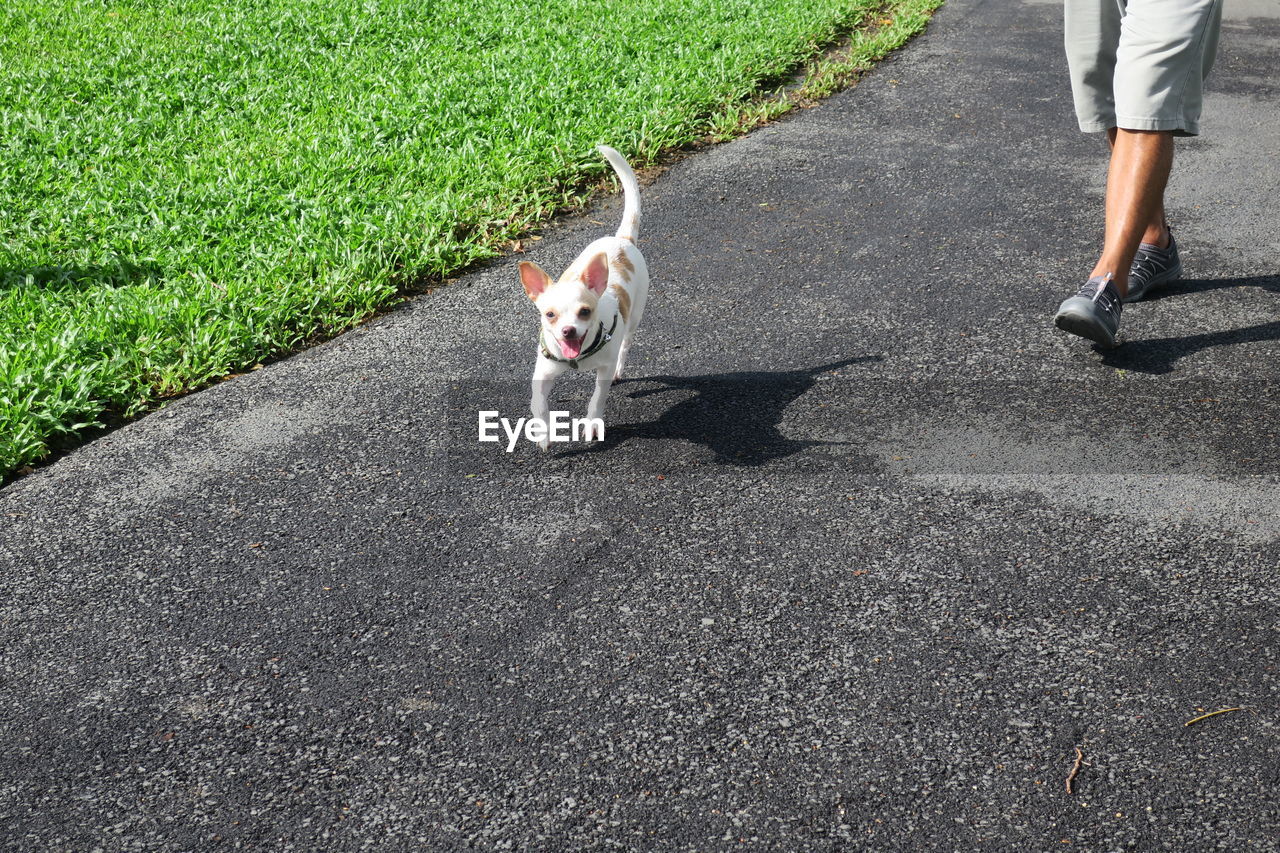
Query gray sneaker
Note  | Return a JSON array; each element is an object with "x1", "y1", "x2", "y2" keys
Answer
[
  {"x1": 1124, "y1": 230, "x2": 1182, "y2": 303},
  {"x1": 1054, "y1": 274, "x2": 1123, "y2": 347}
]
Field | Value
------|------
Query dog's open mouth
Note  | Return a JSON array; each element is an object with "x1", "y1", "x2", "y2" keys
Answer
[{"x1": 558, "y1": 335, "x2": 584, "y2": 359}]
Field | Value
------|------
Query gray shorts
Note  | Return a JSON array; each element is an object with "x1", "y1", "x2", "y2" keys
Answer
[{"x1": 1064, "y1": 0, "x2": 1223, "y2": 136}]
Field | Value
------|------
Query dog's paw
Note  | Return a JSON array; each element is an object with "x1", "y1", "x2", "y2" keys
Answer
[
  {"x1": 611, "y1": 370, "x2": 624, "y2": 384},
  {"x1": 582, "y1": 421, "x2": 605, "y2": 442},
  {"x1": 537, "y1": 436, "x2": 551, "y2": 452}
]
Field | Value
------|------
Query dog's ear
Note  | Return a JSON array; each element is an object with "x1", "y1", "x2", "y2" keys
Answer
[
  {"x1": 581, "y1": 252, "x2": 609, "y2": 295},
  {"x1": 520, "y1": 261, "x2": 551, "y2": 300}
]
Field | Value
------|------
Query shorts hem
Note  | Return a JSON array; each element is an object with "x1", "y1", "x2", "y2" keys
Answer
[
  {"x1": 1078, "y1": 116, "x2": 1200, "y2": 137},
  {"x1": 1115, "y1": 115, "x2": 1198, "y2": 134},
  {"x1": 1078, "y1": 118, "x2": 1114, "y2": 133}
]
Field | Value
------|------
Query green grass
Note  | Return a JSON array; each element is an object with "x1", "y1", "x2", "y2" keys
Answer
[{"x1": 0, "y1": 0, "x2": 941, "y2": 475}]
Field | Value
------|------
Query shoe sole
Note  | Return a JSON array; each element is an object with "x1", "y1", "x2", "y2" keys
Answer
[
  {"x1": 1123, "y1": 261, "x2": 1183, "y2": 303},
  {"x1": 1054, "y1": 306, "x2": 1118, "y2": 348}
]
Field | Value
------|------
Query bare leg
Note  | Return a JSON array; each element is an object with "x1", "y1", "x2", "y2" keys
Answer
[
  {"x1": 1106, "y1": 127, "x2": 1171, "y2": 249},
  {"x1": 1090, "y1": 128, "x2": 1173, "y2": 297}
]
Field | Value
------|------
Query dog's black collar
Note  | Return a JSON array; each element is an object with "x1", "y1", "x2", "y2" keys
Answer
[{"x1": 540, "y1": 314, "x2": 618, "y2": 369}]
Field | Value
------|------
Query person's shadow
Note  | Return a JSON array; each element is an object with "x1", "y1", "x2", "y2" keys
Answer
[
  {"x1": 1101, "y1": 275, "x2": 1280, "y2": 374},
  {"x1": 558, "y1": 355, "x2": 881, "y2": 465}
]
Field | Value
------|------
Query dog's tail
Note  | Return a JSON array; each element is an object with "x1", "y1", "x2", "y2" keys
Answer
[{"x1": 598, "y1": 145, "x2": 641, "y2": 243}]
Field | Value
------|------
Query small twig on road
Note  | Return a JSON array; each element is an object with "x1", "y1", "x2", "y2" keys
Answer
[
  {"x1": 1066, "y1": 747, "x2": 1084, "y2": 795},
  {"x1": 1184, "y1": 707, "x2": 1245, "y2": 727}
]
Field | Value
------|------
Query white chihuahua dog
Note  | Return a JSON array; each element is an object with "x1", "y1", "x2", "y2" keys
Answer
[{"x1": 519, "y1": 145, "x2": 649, "y2": 450}]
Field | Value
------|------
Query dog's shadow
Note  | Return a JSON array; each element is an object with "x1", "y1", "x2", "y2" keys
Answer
[
  {"x1": 1102, "y1": 275, "x2": 1280, "y2": 374},
  {"x1": 559, "y1": 355, "x2": 881, "y2": 465}
]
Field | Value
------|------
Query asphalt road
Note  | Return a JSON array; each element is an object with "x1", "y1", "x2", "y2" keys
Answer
[{"x1": 3, "y1": 0, "x2": 1279, "y2": 849}]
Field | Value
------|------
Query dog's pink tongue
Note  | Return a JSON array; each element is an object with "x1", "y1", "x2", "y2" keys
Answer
[{"x1": 559, "y1": 337, "x2": 583, "y2": 359}]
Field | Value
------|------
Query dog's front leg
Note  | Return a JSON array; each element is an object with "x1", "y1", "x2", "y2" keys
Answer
[
  {"x1": 530, "y1": 356, "x2": 565, "y2": 452},
  {"x1": 583, "y1": 367, "x2": 612, "y2": 442}
]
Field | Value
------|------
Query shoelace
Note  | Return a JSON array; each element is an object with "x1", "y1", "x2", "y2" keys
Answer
[
  {"x1": 1133, "y1": 230, "x2": 1174, "y2": 278},
  {"x1": 1088, "y1": 273, "x2": 1117, "y2": 313},
  {"x1": 1131, "y1": 246, "x2": 1167, "y2": 280}
]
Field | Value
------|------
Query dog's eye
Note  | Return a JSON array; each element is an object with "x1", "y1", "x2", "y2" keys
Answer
[
  {"x1": 544, "y1": 311, "x2": 556, "y2": 320},
  {"x1": 577, "y1": 307, "x2": 592, "y2": 319}
]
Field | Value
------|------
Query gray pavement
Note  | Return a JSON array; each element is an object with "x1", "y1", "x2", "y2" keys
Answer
[{"x1": 3, "y1": 0, "x2": 1279, "y2": 849}]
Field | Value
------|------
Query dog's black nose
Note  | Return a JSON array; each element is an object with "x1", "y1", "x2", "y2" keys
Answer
[{"x1": 560, "y1": 326, "x2": 578, "y2": 339}]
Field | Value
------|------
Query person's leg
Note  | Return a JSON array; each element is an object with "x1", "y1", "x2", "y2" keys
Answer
[
  {"x1": 1054, "y1": 0, "x2": 1128, "y2": 347},
  {"x1": 1064, "y1": 0, "x2": 1123, "y2": 134},
  {"x1": 1094, "y1": 0, "x2": 1221, "y2": 297},
  {"x1": 1107, "y1": 127, "x2": 1170, "y2": 248},
  {"x1": 1113, "y1": 0, "x2": 1222, "y2": 137},
  {"x1": 1055, "y1": 0, "x2": 1221, "y2": 343},
  {"x1": 1090, "y1": 127, "x2": 1173, "y2": 297}
]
